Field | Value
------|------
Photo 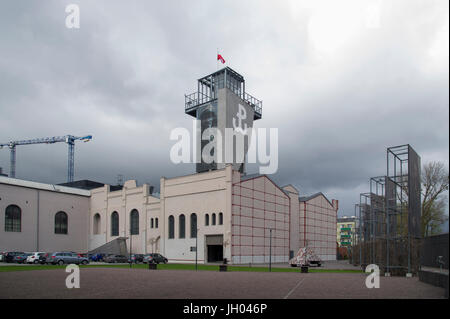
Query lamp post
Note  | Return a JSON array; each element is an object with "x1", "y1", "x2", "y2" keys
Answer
[
  {"x1": 195, "y1": 228, "x2": 199, "y2": 271},
  {"x1": 129, "y1": 225, "x2": 132, "y2": 269}
]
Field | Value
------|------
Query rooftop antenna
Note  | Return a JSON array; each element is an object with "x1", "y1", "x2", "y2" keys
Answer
[{"x1": 117, "y1": 174, "x2": 124, "y2": 186}]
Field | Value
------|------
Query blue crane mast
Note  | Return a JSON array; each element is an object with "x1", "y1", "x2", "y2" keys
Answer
[{"x1": 0, "y1": 135, "x2": 92, "y2": 182}]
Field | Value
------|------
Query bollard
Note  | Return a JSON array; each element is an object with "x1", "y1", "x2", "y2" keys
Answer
[
  {"x1": 301, "y1": 266, "x2": 309, "y2": 273},
  {"x1": 148, "y1": 263, "x2": 157, "y2": 270},
  {"x1": 219, "y1": 265, "x2": 227, "y2": 272}
]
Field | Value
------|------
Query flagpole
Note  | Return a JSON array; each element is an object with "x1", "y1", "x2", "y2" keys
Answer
[{"x1": 216, "y1": 48, "x2": 219, "y2": 70}]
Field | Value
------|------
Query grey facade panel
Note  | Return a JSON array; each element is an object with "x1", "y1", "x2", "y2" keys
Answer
[{"x1": 408, "y1": 146, "x2": 422, "y2": 238}]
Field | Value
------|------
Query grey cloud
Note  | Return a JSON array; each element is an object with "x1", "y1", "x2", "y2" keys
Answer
[{"x1": 0, "y1": 0, "x2": 448, "y2": 217}]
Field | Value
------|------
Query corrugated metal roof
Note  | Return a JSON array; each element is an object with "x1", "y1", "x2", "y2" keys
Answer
[{"x1": 0, "y1": 176, "x2": 91, "y2": 197}]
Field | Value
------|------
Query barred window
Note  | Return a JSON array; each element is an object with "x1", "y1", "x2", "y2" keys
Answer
[
  {"x1": 111, "y1": 212, "x2": 119, "y2": 236},
  {"x1": 93, "y1": 213, "x2": 101, "y2": 235},
  {"x1": 155, "y1": 218, "x2": 159, "y2": 229},
  {"x1": 5, "y1": 205, "x2": 21, "y2": 232},
  {"x1": 168, "y1": 215, "x2": 174, "y2": 239},
  {"x1": 130, "y1": 209, "x2": 139, "y2": 235},
  {"x1": 55, "y1": 211, "x2": 68, "y2": 234},
  {"x1": 179, "y1": 214, "x2": 186, "y2": 238},
  {"x1": 190, "y1": 213, "x2": 197, "y2": 238}
]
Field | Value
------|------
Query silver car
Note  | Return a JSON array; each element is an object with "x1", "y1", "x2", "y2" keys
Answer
[{"x1": 47, "y1": 252, "x2": 89, "y2": 265}]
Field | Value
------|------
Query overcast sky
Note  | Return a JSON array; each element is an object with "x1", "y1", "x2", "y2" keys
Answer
[{"x1": 0, "y1": 0, "x2": 448, "y2": 221}]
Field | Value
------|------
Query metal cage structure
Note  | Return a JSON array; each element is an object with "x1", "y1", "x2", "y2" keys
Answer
[
  {"x1": 185, "y1": 67, "x2": 262, "y2": 120},
  {"x1": 354, "y1": 145, "x2": 422, "y2": 274}
]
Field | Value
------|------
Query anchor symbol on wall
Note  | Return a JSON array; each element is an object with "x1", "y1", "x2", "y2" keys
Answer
[{"x1": 233, "y1": 104, "x2": 248, "y2": 135}]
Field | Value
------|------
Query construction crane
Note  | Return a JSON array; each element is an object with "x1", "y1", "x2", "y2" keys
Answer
[{"x1": 0, "y1": 135, "x2": 92, "y2": 183}]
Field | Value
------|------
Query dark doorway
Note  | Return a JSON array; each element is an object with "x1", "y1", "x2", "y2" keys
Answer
[{"x1": 207, "y1": 245, "x2": 223, "y2": 262}]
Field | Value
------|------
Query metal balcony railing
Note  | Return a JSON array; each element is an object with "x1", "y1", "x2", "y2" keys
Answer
[
  {"x1": 185, "y1": 91, "x2": 212, "y2": 112},
  {"x1": 185, "y1": 91, "x2": 262, "y2": 119},
  {"x1": 243, "y1": 92, "x2": 262, "y2": 117}
]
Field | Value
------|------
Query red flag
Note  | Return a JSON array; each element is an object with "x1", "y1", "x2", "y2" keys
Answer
[{"x1": 217, "y1": 54, "x2": 225, "y2": 64}]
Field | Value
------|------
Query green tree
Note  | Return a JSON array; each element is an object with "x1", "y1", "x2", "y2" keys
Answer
[{"x1": 421, "y1": 161, "x2": 449, "y2": 236}]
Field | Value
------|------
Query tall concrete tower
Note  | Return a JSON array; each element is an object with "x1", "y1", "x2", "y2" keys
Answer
[{"x1": 185, "y1": 67, "x2": 262, "y2": 173}]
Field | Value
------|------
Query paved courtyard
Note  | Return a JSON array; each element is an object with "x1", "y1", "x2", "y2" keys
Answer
[{"x1": 0, "y1": 267, "x2": 445, "y2": 299}]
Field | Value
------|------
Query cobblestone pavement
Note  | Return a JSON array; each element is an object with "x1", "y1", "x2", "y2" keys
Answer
[{"x1": 0, "y1": 268, "x2": 445, "y2": 299}]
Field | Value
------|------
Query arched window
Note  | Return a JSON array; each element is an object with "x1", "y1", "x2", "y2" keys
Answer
[
  {"x1": 212, "y1": 213, "x2": 216, "y2": 225},
  {"x1": 179, "y1": 214, "x2": 186, "y2": 238},
  {"x1": 5, "y1": 205, "x2": 21, "y2": 232},
  {"x1": 130, "y1": 209, "x2": 139, "y2": 235},
  {"x1": 55, "y1": 211, "x2": 68, "y2": 234},
  {"x1": 190, "y1": 213, "x2": 197, "y2": 238},
  {"x1": 168, "y1": 215, "x2": 174, "y2": 239},
  {"x1": 111, "y1": 212, "x2": 119, "y2": 236},
  {"x1": 219, "y1": 212, "x2": 223, "y2": 225},
  {"x1": 93, "y1": 213, "x2": 101, "y2": 235},
  {"x1": 155, "y1": 218, "x2": 159, "y2": 228},
  {"x1": 205, "y1": 214, "x2": 209, "y2": 226},
  {"x1": 150, "y1": 218, "x2": 154, "y2": 229}
]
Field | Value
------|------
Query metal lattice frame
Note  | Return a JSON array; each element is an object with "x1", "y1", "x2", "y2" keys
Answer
[{"x1": 355, "y1": 145, "x2": 421, "y2": 274}]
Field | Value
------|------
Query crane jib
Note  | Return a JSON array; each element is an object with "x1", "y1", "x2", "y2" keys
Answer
[{"x1": 0, "y1": 134, "x2": 92, "y2": 182}]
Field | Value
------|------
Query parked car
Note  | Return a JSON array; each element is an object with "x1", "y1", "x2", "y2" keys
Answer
[
  {"x1": 26, "y1": 252, "x2": 45, "y2": 264},
  {"x1": 38, "y1": 253, "x2": 52, "y2": 264},
  {"x1": 13, "y1": 252, "x2": 32, "y2": 264},
  {"x1": 3, "y1": 252, "x2": 25, "y2": 263},
  {"x1": 0, "y1": 252, "x2": 5, "y2": 262},
  {"x1": 143, "y1": 253, "x2": 168, "y2": 264},
  {"x1": 89, "y1": 253, "x2": 106, "y2": 262},
  {"x1": 47, "y1": 252, "x2": 89, "y2": 265},
  {"x1": 104, "y1": 254, "x2": 128, "y2": 263},
  {"x1": 128, "y1": 254, "x2": 144, "y2": 263}
]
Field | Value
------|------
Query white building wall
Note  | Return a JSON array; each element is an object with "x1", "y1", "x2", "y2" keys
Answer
[
  {"x1": 1, "y1": 170, "x2": 338, "y2": 264},
  {"x1": 0, "y1": 178, "x2": 89, "y2": 253},
  {"x1": 89, "y1": 180, "x2": 161, "y2": 254},
  {"x1": 161, "y1": 167, "x2": 231, "y2": 263}
]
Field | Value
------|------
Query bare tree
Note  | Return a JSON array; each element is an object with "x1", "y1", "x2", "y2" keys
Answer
[{"x1": 421, "y1": 161, "x2": 449, "y2": 236}]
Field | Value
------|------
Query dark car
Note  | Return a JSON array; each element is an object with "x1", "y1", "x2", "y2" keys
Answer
[
  {"x1": 143, "y1": 253, "x2": 168, "y2": 264},
  {"x1": 128, "y1": 254, "x2": 144, "y2": 263},
  {"x1": 89, "y1": 253, "x2": 106, "y2": 262},
  {"x1": 3, "y1": 252, "x2": 25, "y2": 263},
  {"x1": 104, "y1": 254, "x2": 128, "y2": 263},
  {"x1": 38, "y1": 253, "x2": 52, "y2": 264},
  {"x1": 14, "y1": 253, "x2": 32, "y2": 264},
  {"x1": 47, "y1": 252, "x2": 89, "y2": 265}
]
